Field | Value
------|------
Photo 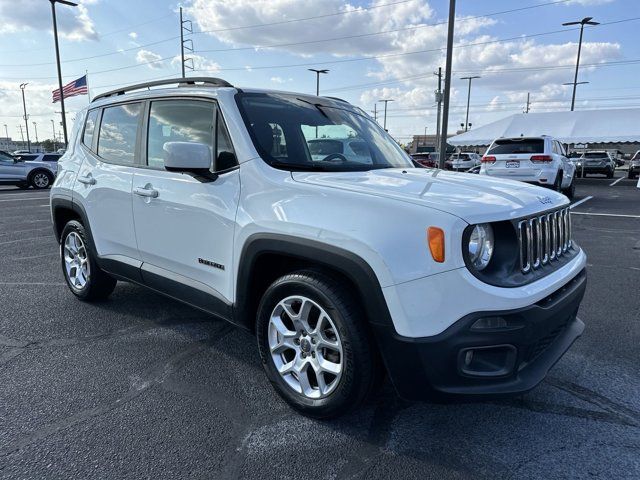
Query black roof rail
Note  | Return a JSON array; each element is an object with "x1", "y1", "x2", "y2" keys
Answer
[
  {"x1": 92, "y1": 77, "x2": 233, "y2": 103},
  {"x1": 323, "y1": 96, "x2": 349, "y2": 104}
]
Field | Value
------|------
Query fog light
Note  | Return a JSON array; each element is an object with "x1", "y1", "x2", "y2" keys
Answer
[
  {"x1": 471, "y1": 316, "x2": 508, "y2": 330},
  {"x1": 458, "y1": 345, "x2": 517, "y2": 377}
]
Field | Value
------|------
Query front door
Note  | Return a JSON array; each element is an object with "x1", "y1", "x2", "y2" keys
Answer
[
  {"x1": 131, "y1": 99, "x2": 239, "y2": 307},
  {"x1": 0, "y1": 152, "x2": 26, "y2": 181}
]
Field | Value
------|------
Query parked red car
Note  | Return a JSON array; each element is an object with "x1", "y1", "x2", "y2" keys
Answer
[{"x1": 411, "y1": 152, "x2": 439, "y2": 168}]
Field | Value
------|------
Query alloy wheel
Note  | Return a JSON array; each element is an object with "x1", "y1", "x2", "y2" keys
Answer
[
  {"x1": 268, "y1": 295, "x2": 343, "y2": 399},
  {"x1": 63, "y1": 232, "x2": 90, "y2": 289},
  {"x1": 33, "y1": 172, "x2": 50, "y2": 188}
]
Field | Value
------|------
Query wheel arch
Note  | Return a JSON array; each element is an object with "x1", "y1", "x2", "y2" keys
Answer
[
  {"x1": 234, "y1": 234, "x2": 394, "y2": 333},
  {"x1": 51, "y1": 197, "x2": 91, "y2": 244}
]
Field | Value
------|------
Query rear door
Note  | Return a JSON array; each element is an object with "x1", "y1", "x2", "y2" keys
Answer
[
  {"x1": 131, "y1": 98, "x2": 240, "y2": 306},
  {"x1": 485, "y1": 138, "x2": 545, "y2": 177},
  {"x1": 75, "y1": 103, "x2": 142, "y2": 270}
]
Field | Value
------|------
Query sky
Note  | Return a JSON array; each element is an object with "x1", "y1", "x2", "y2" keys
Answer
[{"x1": 0, "y1": 0, "x2": 638, "y2": 146}]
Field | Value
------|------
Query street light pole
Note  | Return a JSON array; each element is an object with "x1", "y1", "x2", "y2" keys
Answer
[
  {"x1": 19, "y1": 83, "x2": 31, "y2": 152},
  {"x1": 3, "y1": 124, "x2": 8, "y2": 141},
  {"x1": 308, "y1": 68, "x2": 330, "y2": 96},
  {"x1": 562, "y1": 16, "x2": 599, "y2": 111},
  {"x1": 460, "y1": 76, "x2": 480, "y2": 132},
  {"x1": 49, "y1": 0, "x2": 78, "y2": 149},
  {"x1": 51, "y1": 119, "x2": 57, "y2": 152},
  {"x1": 33, "y1": 122, "x2": 39, "y2": 144},
  {"x1": 379, "y1": 99, "x2": 394, "y2": 131}
]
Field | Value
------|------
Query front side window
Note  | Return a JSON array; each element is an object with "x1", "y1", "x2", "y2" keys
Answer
[
  {"x1": 83, "y1": 109, "x2": 99, "y2": 149},
  {"x1": 236, "y1": 92, "x2": 413, "y2": 171},
  {"x1": 0, "y1": 151, "x2": 14, "y2": 163},
  {"x1": 147, "y1": 100, "x2": 215, "y2": 169},
  {"x1": 16, "y1": 154, "x2": 37, "y2": 161},
  {"x1": 97, "y1": 103, "x2": 141, "y2": 164}
]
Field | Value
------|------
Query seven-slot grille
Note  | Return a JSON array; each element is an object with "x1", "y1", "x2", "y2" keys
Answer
[{"x1": 517, "y1": 207, "x2": 572, "y2": 273}]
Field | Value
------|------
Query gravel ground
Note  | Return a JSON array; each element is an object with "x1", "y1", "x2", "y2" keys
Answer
[{"x1": 0, "y1": 174, "x2": 638, "y2": 479}]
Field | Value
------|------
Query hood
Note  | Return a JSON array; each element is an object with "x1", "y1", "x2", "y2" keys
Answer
[{"x1": 292, "y1": 168, "x2": 569, "y2": 224}]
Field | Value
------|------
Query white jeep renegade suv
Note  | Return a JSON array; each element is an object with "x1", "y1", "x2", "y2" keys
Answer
[{"x1": 50, "y1": 78, "x2": 587, "y2": 418}]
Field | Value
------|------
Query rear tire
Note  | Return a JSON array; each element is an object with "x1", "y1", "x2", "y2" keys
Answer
[
  {"x1": 256, "y1": 270, "x2": 380, "y2": 418},
  {"x1": 553, "y1": 172, "x2": 563, "y2": 192},
  {"x1": 606, "y1": 168, "x2": 614, "y2": 179},
  {"x1": 562, "y1": 177, "x2": 575, "y2": 199},
  {"x1": 60, "y1": 220, "x2": 116, "y2": 301},
  {"x1": 29, "y1": 170, "x2": 53, "y2": 189}
]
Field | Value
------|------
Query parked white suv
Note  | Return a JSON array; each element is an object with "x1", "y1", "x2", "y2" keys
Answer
[
  {"x1": 450, "y1": 152, "x2": 481, "y2": 171},
  {"x1": 480, "y1": 136, "x2": 576, "y2": 198},
  {"x1": 50, "y1": 78, "x2": 587, "y2": 418}
]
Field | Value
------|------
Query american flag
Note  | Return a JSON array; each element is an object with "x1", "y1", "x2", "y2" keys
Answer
[{"x1": 52, "y1": 75, "x2": 88, "y2": 103}]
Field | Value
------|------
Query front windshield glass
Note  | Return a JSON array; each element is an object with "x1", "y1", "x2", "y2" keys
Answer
[{"x1": 236, "y1": 92, "x2": 414, "y2": 171}]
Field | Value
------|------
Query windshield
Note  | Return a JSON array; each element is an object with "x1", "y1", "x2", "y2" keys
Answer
[
  {"x1": 236, "y1": 92, "x2": 414, "y2": 171},
  {"x1": 487, "y1": 139, "x2": 544, "y2": 155},
  {"x1": 452, "y1": 154, "x2": 470, "y2": 160}
]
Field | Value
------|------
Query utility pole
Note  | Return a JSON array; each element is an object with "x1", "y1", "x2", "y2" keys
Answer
[
  {"x1": 51, "y1": 119, "x2": 57, "y2": 152},
  {"x1": 19, "y1": 83, "x2": 31, "y2": 152},
  {"x1": 180, "y1": 7, "x2": 194, "y2": 77},
  {"x1": 434, "y1": 67, "x2": 442, "y2": 156},
  {"x1": 4, "y1": 124, "x2": 9, "y2": 141},
  {"x1": 372, "y1": 103, "x2": 378, "y2": 122},
  {"x1": 379, "y1": 99, "x2": 394, "y2": 131},
  {"x1": 33, "y1": 122, "x2": 39, "y2": 144},
  {"x1": 308, "y1": 69, "x2": 329, "y2": 138},
  {"x1": 438, "y1": 0, "x2": 456, "y2": 169},
  {"x1": 460, "y1": 75, "x2": 480, "y2": 132},
  {"x1": 49, "y1": 0, "x2": 77, "y2": 148},
  {"x1": 525, "y1": 92, "x2": 531, "y2": 113},
  {"x1": 18, "y1": 125, "x2": 24, "y2": 148},
  {"x1": 563, "y1": 16, "x2": 599, "y2": 111}
]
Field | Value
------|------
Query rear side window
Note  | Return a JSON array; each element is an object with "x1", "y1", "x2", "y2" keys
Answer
[
  {"x1": 488, "y1": 139, "x2": 544, "y2": 155},
  {"x1": 147, "y1": 100, "x2": 215, "y2": 170},
  {"x1": 83, "y1": 109, "x2": 99, "y2": 150},
  {"x1": 42, "y1": 154, "x2": 60, "y2": 162},
  {"x1": 97, "y1": 103, "x2": 142, "y2": 164}
]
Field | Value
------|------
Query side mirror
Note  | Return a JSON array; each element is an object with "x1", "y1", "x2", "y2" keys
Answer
[{"x1": 163, "y1": 141, "x2": 211, "y2": 173}]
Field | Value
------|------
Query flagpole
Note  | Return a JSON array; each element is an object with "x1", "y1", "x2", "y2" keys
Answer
[{"x1": 86, "y1": 70, "x2": 91, "y2": 102}]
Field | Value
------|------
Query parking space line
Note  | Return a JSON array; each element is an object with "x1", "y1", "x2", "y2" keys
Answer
[
  {"x1": 0, "y1": 282, "x2": 66, "y2": 286},
  {"x1": 570, "y1": 212, "x2": 640, "y2": 219},
  {"x1": 609, "y1": 176, "x2": 625, "y2": 187},
  {"x1": 0, "y1": 236, "x2": 53, "y2": 246},
  {"x1": 570, "y1": 196, "x2": 593, "y2": 210},
  {"x1": 0, "y1": 196, "x2": 50, "y2": 202}
]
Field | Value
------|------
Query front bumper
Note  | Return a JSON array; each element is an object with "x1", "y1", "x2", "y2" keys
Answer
[{"x1": 374, "y1": 269, "x2": 586, "y2": 401}]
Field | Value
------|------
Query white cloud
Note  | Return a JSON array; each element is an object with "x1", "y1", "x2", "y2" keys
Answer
[
  {"x1": 136, "y1": 49, "x2": 164, "y2": 69},
  {"x1": 129, "y1": 32, "x2": 138, "y2": 39},
  {"x1": 170, "y1": 54, "x2": 221, "y2": 73},
  {"x1": 270, "y1": 76, "x2": 290, "y2": 84},
  {"x1": 0, "y1": 0, "x2": 98, "y2": 41}
]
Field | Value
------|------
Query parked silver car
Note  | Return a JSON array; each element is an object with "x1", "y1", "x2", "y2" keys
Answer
[{"x1": 0, "y1": 150, "x2": 58, "y2": 189}]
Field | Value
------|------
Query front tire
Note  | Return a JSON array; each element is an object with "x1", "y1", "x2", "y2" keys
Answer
[
  {"x1": 562, "y1": 176, "x2": 576, "y2": 199},
  {"x1": 256, "y1": 270, "x2": 379, "y2": 418},
  {"x1": 60, "y1": 220, "x2": 116, "y2": 301}
]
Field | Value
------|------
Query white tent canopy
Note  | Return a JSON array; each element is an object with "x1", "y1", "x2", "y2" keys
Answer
[{"x1": 449, "y1": 108, "x2": 640, "y2": 147}]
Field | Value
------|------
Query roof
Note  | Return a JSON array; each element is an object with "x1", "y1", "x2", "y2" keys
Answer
[{"x1": 449, "y1": 108, "x2": 640, "y2": 146}]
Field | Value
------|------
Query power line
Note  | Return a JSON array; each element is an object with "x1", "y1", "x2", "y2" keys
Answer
[
  {"x1": 194, "y1": 0, "x2": 574, "y2": 54},
  {"x1": 191, "y1": 0, "x2": 416, "y2": 35}
]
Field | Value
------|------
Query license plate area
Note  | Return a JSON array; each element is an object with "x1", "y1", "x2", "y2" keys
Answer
[{"x1": 505, "y1": 160, "x2": 520, "y2": 168}]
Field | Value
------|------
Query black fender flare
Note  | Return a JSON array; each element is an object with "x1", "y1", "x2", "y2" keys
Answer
[{"x1": 233, "y1": 233, "x2": 395, "y2": 331}]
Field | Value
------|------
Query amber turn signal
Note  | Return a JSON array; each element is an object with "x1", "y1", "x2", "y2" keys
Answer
[{"x1": 427, "y1": 227, "x2": 445, "y2": 263}]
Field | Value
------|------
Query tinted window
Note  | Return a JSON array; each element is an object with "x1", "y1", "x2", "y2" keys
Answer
[
  {"x1": 83, "y1": 109, "x2": 99, "y2": 149},
  {"x1": 583, "y1": 152, "x2": 607, "y2": 158},
  {"x1": 16, "y1": 154, "x2": 37, "y2": 161},
  {"x1": 488, "y1": 139, "x2": 544, "y2": 155},
  {"x1": 42, "y1": 154, "x2": 60, "y2": 162},
  {"x1": 216, "y1": 111, "x2": 237, "y2": 171},
  {"x1": 97, "y1": 103, "x2": 141, "y2": 164},
  {"x1": 237, "y1": 92, "x2": 412, "y2": 171},
  {"x1": 147, "y1": 100, "x2": 214, "y2": 169},
  {"x1": 308, "y1": 139, "x2": 343, "y2": 156}
]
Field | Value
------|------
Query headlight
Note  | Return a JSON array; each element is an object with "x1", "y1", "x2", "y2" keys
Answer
[{"x1": 468, "y1": 223, "x2": 494, "y2": 270}]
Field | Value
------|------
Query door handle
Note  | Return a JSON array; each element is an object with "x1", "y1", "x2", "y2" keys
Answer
[
  {"x1": 133, "y1": 186, "x2": 159, "y2": 198},
  {"x1": 77, "y1": 175, "x2": 96, "y2": 185}
]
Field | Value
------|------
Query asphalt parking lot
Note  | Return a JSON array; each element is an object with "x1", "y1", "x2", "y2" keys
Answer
[{"x1": 0, "y1": 174, "x2": 638, "y2": 479}]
